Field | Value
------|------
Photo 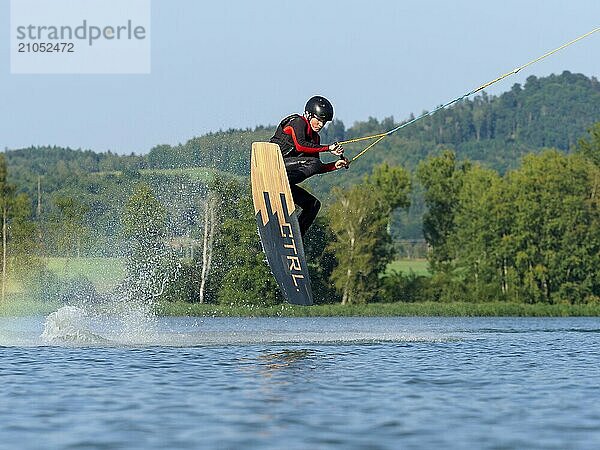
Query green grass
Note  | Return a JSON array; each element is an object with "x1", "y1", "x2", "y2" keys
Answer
[
  {"x1": 40, "y1": 257, "x2": 429, "y2": 293},
  {"x1": 386, "y1": 259, "x2": 430, "y2": 276},
  {"x1": 0, "y1": 294, "x2": 61, "y2": 316},
  {"x1": 5, "y1": 278, "x2": 25, "y2": 294},
  {"x1": 46, "y1": 257, "x2": 125, "y2": 292},
  {"x1": 17, "y1": 257, "x2": 597, "y2": 318},
  {"x1": 158, "y1": 301, "x2": 600, "y2": 317}
]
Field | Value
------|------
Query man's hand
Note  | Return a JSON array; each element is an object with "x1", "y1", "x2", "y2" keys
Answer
[
  {"x1": 335, "y1": 157, "x2": 350, "y2": 170},
  {"x1": 329, "y1": 142, "x2": 344, "y2": 156}
]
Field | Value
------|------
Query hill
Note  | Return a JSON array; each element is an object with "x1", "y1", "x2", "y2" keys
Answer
[
  {"x1": 313, "y1": 71, "x2": 600, "y2": 193},
  {"x1": 5, "y1": 71, "x2": 600, "y2": 246}
]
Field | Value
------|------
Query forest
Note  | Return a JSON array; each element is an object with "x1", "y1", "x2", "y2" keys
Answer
[{"x1": 1, "y1": 71, "x2": 599, "y2": 308}]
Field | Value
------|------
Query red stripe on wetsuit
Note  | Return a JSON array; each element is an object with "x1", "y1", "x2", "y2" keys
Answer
[{"x1": 283, "y1": 116, "x2": 336, "y2": 172}]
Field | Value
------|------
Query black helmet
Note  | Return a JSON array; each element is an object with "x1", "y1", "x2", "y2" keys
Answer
[{"x1": 305, "y1": 96, "x2": 334, "y2": 122}]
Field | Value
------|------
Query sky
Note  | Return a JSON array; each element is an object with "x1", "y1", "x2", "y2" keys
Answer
[{"x1": 1, "y1": 0, "x2": 599, "y2": 154}]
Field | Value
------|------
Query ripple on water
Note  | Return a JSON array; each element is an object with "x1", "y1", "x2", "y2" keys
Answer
[{"x1": 2, "y1": 316, "x2": 600, "y2": 449}]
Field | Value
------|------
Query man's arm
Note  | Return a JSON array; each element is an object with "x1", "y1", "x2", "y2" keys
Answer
[
  {"x1": 283, "y1": 117, "x2": 329, "y2": 154},
  {"x1": 321, "y1": 157, "x2": 350, "y2": 173}
]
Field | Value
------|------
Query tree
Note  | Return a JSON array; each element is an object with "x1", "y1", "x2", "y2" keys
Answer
[
  {"x1": 304, "y1": 216, "x2": 339, "y2": 303},
  {"x1": 0, "y1": 155, "x2": 41, "y2": 302},
  {"x1": 418, "y1": 146, "x2": 600, "y2": 304},
  {"x1": 450, "y1": 165, "x2": 511, "y2": 300},
  {"x1": 197, "y1": 176, "x2": 241, "y2": 303},
  {"x1": 328, "y1": 184, "x2": 388, "y2": 304},
  {"x1": 327, "y1": 163, "x2": 411, "y2": 304},
  {"x1": 52, "y1": 194, "x2": 90, "y2": 258},
  {"x1": 121, "y1": 183, "x2": 176, "y2": 306},
  {"x1": 364, "y1": 162, "x2": 411, "y2": 232},
  {"x1": 577, "y1": 122, "x2": 600, "y2": 167},
  {"x1": 503, "y1": 150, "x2": 599, "y2": 303},
  {"x1": 8, "y1": 193, "x2": 44, "y2": 283},
  {"x1": 0, "y1": 154, "x2": 12, "y2": 302},
  {"x1": 416, "y1": 150, "x2": 470, "y2": 270},
  {"x1": 198, "y1": 192, "x2": 216, "y2": 303},
  {"x1": 215, "y1": 194, "x2": 279, "y2": 306}
]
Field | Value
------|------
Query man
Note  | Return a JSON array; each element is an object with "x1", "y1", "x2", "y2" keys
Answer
[{"x1": 270, "y1": 95, "x2": 349, "y2": 236}]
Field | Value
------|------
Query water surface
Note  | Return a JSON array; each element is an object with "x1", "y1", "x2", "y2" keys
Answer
[{"x1": 2, "y1": 311, "x2": 600, "y2": 449}]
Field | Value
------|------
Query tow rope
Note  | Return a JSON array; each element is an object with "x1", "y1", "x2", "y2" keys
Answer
[{"x1": 339, "y1": 27, "x2": 600, "y2": 163}]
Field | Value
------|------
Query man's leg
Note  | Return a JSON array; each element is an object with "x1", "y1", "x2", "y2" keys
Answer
[{"x1": 290, "y1": 185, "x2": 321, "y2": 237}]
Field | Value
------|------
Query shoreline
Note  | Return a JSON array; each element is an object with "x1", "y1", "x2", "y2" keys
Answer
[
  {"x1": 157, "y1": 301, "x2": 600, "y2": 318},
  {"x1": 3, "y1": 299, "x2": 600, "y2": 318}
]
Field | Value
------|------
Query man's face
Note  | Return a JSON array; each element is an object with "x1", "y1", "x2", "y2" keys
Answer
[{"x1": 309, "y1": 117, "x2": 326, "y2": 132}]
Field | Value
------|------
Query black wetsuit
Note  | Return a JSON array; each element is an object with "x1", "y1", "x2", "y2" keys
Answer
[{"x1": 270, "y1": 114, "x2": 337, "y2": 236}]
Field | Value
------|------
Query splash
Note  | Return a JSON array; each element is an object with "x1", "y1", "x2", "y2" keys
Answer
[
  {"x1": 40, "y1": 306, "x2": 107, "y2": 345},
  {"x1": 38, "y1": 276, "x2": 170, "y2": 346},
  {"x1": 35, "y1": 175, "x2": 225, "y2": 345},
  {"x1": 38, "y1": 251, "x2": 181, "y2": 345}
]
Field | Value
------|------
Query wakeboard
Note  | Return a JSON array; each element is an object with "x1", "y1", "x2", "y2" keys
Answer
[{"x1": 250, "y1": 142, "x2": 313, "y2": 306}]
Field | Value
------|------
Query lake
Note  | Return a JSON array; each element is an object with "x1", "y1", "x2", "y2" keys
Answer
[{"x1": 2, "y1": 308, "x2": 600, "y2": 449}]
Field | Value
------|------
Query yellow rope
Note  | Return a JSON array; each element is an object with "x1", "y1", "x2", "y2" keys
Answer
[
  {"x1": 339, "y1": 132, "x2": 389, "y2": 146},
  {"x1": 351, "y1": 135, "x2": 387, "y2": 162},
  {"x1": 470, "y1": 26, "x2": 600, "y2": 95},
  {"x1": 339, "y1": 26, "x2": 600, "y2": 162}
]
